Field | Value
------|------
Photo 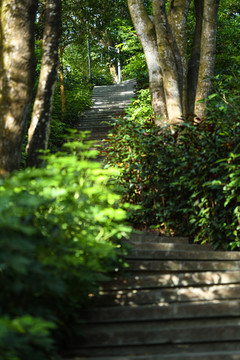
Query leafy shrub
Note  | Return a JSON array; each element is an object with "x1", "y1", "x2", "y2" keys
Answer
[
  {"x1": 117, "y1": 22, "x2": 148, "y2": 83},
  {"x1": 49, "y1": 78, "x2": 93, "y2": 152},
  {"x1": 104, "y1": 76, "x2": 240, "y2": 249},
  {"x1": 0, "y1": 135, "x2": 132, "y2": 358},
  {"x1": 0, "y1": 316, "x2": 56, "y2": 360},
  {"x1": 90, "y1": 68, "x2": 114, "y2": 85}
]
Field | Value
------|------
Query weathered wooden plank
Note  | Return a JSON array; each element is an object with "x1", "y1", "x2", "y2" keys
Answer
[
  {"x1": 97, "y1": 284, "x2": 240, "y2": 306},
  {"x1": 101, "y1": 271, "x2": 240, "y2": 291},
  {"x1": 127, "y1": 259, "x2": 240, "y2": 272},
  {"x1": 75, "y1": 318, "x2": 240, "y2": 347},
  {"x1": 80, "y1": 300, "x2": 240, "y2": 323},
  {"x1": 126, "y1": 249, "x2": 240, "y2": 261}
]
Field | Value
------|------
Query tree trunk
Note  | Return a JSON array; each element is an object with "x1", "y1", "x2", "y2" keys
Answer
[
  {"x1": 187, "y1": 0, "x2": 204, "y2": 116},
  {"x1": 0, "y1": 0, "x2": 37, "y2": 176},
  {"x1": 128, "y1": 0, "x2": 219, "y2": 128},
  {"x1": 128, "y1": 0, "x2": 168, "y2": 125},
  {"x1": 194, "y1": 0, "x2": 219, "y2": 120},
  {"x1": 168, "y1": 0, "x2": 191, "y2": 115},
  {"x1": 152, "y1": 0, "x2": 183, "y2": 125},
  {"x1": 59, "y1": 45, "x2": 66, "y2": 120},
  {"x1": 101, "y1": 35, "x2": 119, "y2": 83},
  {"x1": 26, "y1": 0, "x2": 61, "y2": 167}
]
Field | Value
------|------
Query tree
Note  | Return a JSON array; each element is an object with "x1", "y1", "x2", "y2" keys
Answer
[
  {"x1": 63, "y1": 0, "x2": 130, "y2": 82},
  {"x1": 128, "y1": 0, "x2": 219, "y2": 127},
  {"x1": 0, "y1": 0, "x2": 38, "y2": 175},
  {"x1": 0, "y1": 0, "x2": 62, "y2": 174},
  {"x1": 26, "y1": 0, "x2": 61, "y2": 167}
]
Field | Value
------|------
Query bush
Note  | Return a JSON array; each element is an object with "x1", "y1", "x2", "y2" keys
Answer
[
  {"x1": 49, "y1": 78, "x2": 93, "y2": 152},
  {"x1": 0, "y1": 316, "x2": 56, "y2": 360},
  {"x1": 104, "y1": 76, "x2": 240, "y2": 249},
  {"x1": 0, "y1": 135, "x2": 132, "y2": 358}
]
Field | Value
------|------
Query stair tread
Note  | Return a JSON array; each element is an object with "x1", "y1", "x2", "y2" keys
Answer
[
  {"x1": 126, "y1": 249, "x2": 240, "y2": 260},
  {"x1": 101, "y1": 270, "x2": 240, "y2": 290},
  {"x1": 80, "y1": 300, "x2": 240, "y2": 323},
  {"x1": 96, "y1": 283, "x2": 240, "y2": 306},
  {"x1": 64, "y1": 351, "x2": 240, "y2": 359}
]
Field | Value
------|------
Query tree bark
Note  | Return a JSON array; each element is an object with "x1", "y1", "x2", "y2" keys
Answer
[
  {"x1": 26, "y1": 0, "x2": 61, "y2": 167},
  {"x1": 152, "y1": 0, "x2": 183, "y2": 125},
  {"x1": 194, "y1": 0, "x2": 219, "y2": 120},
  {"x1": 100, "y1": 34, "x2": 119, "y2": 83},
  {"x1": 128, "y1": 0, "x2": 168, "y2": 125},
  {"x1": 128, "y1": 0, "x2": 219, "y2": 128},
  {"x1": 0, "y1": 0, "x2": 37, "y2": 176},
  {"x1": 168, "y1": 0, "x2": 191, "y2": 115},
  {"x1": 59, "y1": 45, "x2": 66, "y2": 120},
  {"x1": 187, "y1": 0, "x2": 204, "y2": 116}
]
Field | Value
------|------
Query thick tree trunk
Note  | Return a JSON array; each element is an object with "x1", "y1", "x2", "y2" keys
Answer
[
  {"x1": 0, "y1": 0, "x2": 37, "y2": 176},
  {"x1": 128, "y1": 0, "x2": 219, "y2": 128},
  {"x1": 128, "y1": 0, "x2": 168, "y2": 125},
  {"x1": 152, "y1": 0, "x2": 183, "y2": 125},
  {"x1": 26, "y1": 0, "x2": 61, "y2": 167},
  {"x1": 168, "y1": 0, "x2": 191, "y2": 116},
  {"x1": 194, "y1": 0, "x2": 219, "y2": 119}
]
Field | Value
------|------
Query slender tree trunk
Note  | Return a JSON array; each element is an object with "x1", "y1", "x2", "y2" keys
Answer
[
  {"x1": 187, "y1": 0, "x2": 204, "y2": 116},
  {"x1": 0, "y1": 0, "x2": 37, "y2": 176},
  {"x1": 26, "y1": 0, "x2": 61, "y2": 167},
  {"x1": 194, "y1": 0, "x2": 219, "y2": 119},
  {"x1": 59, "y1": 45, "x2": 66, "y2": 120}
]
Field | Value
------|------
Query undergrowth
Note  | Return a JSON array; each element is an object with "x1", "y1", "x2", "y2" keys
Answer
[
  {"x1": 104, "y1": 73, "x2": 240, "y2": 249},
  {"x1": 0, "y1": 134, "x2": 132, "y2": 359}
]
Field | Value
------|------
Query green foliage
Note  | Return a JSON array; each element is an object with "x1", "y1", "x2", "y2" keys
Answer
[
  {"x1": 124, "y1": 88, "x2": 153, "y2": 119},
  {"x1": 104, "y1": 75, "x2": 240, "y2": 249},
  {"x1": 0, "y1": 316, "x2": 56, "y2": 360},
  {"x1": 216, "y1": 0, "x2": 240, "y2": 74},
  {"x1": 117, "y1": 23, "x2": 148, "y2": 82},
  {"x1": 49, "y1": 78, "x2": 93, "y2": 152},
  {"x1": 0, "y1": 135, "x2": 132, "y2": 358}
]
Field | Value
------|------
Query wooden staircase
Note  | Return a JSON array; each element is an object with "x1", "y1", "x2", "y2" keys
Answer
[
  {"x1": 77, "y1": 79, "x2": 136, "y2": 142},
  {"x1": 64, "y1": 233, "x2": 240, "y2": 359}
]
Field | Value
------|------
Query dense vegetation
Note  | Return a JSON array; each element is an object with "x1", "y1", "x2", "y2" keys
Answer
[
  {"x1": 105, "y1": 75, "x2": 240, "y2": 248},
  {"x1": 0, "y1": 137, "x2": 131, "y2": 358},
  {"x1": 0, "y1": 0, "x2": 239, "y2": 358},
  {"x1": 104, "y1": 0, "x2": 240, "y2": 249}
]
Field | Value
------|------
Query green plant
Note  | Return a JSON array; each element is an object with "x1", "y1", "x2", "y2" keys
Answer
[
  {"x1": 49, "y1": 78, "x2": 93, "y2": 152},
  {"x1": 0, "y1": 316, "x2": 56, "y2": 360},
  {"x1": 0, "y1": 134, "x2": 132, "y2": 358},
  {"x1": 104, "y1": 74, "x2": 240, "y2": 248}
]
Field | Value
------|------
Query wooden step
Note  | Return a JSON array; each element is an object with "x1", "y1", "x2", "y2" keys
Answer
[
  {"x1": 126, "y1": 249, "x2": 240, "y2": 261},
  {"x1": 80, "y1": 300, "x2": 240, "y2": 323},
  {"x1": 127, "y1": 242, "x2": 213, "y2": 252},
  {"x1": 101, "y1": 271, "x2": 240, "y2": 291},
  {"x1": 97, "y1": 283, "x2": 240, "y2": 306},
  {"x1": 64, "y1": 349, "x2": 240, "y2": 359},
  {"x1": 129, "y1": 234, "x2": 189, "y2": 244},
  {"x1": 72, "y1": 317, "x2": 240, "y2": 348},
  {"x1": 127, "y1": 259, "x2": 240, "y2": 272},
  {"x1": 65, "y1": 341, "x2": 240, "y2": 358}
]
